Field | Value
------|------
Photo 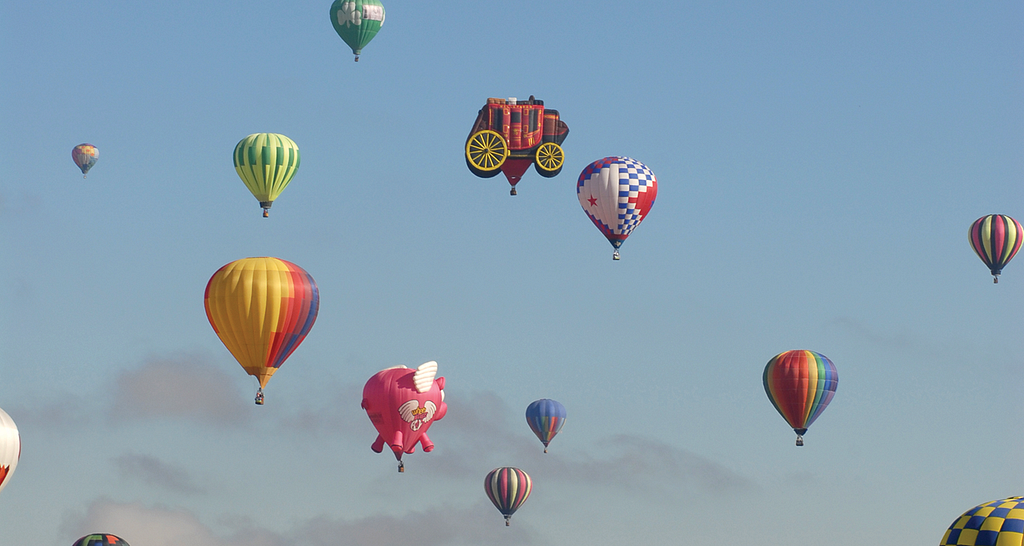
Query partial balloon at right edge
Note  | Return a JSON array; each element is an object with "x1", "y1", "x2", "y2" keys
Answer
[
  {"x1": 969, "y1": 214, "x2": 1022, "y2": 283},
  {"x1": 763, "y1": 350, "x2": 838, "y2": 446},
  {"x1": 577, "y1": 157, "x2": 657, "y2": 260}
]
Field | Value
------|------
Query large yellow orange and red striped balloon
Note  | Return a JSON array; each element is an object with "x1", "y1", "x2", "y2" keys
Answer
[{"x1": 204, "y1": 257, "x2": 319, "y2": 402}]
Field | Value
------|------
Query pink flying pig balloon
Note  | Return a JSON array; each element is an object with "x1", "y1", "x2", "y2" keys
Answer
[{"x1": 362, "y1": 361, "x2": 447, "y2": 472}]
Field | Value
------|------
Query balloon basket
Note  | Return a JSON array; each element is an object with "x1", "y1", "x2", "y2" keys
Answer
[
  {"x1": 612, "y1": 250, "x2": 620, "y2": 260},
  {"x1": 263, "y1": 210, "x2": 269, "y2": 218},
  {"x1": 795, "y1": 435, "x2": 804, "y2": 446},
  {"x1": 398, "y1": 461, "x2": 405, "y2": 473}
]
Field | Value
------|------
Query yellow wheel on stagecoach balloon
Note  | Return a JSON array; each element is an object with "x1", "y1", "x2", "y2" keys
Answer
[
  {"x1": 466, "y1": 130, "x2": 509, "y2": 174},
  {"x1": 534, "y1": 142, "x2": 564, "y2": 177}
]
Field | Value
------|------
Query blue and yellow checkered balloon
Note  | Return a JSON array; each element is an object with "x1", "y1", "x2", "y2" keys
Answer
[{"x1": 940, "y1": 497, "x2": 1024, "y2": 546}]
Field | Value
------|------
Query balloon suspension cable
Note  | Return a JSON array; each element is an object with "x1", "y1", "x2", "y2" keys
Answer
[
  {"x1": 397, "y1": 460, "x2": 405, "y2": 473},
  {"x1": 795, "y1": 434, "x2": 804, "y2": 447}
]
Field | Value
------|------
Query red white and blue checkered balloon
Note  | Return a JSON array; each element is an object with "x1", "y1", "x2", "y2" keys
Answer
[{"x1": 577, "y1": 157, "x2": 657, "y2": 258}]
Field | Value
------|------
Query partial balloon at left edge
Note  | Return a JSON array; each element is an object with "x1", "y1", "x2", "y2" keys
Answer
[{"x1": 0, "y1": 407, "x2": 20, "y2": 496}]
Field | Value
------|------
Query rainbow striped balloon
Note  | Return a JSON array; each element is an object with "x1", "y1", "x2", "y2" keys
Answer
[
  {"x1": 205, "y1": 257, "x2": 319, "y2": 403},
  {"x1": 940, "y1": 497, "x2": 1024, "y2": 546},
  {"x1": 763, "y1": 350, "x2": 838, "y2": 446},
  {"x1": 485, "y1": 467, "x2": 532, "y2": 526},
  {"x1": 969, "y1": 214, "x2": 1022, "y2": 283}
]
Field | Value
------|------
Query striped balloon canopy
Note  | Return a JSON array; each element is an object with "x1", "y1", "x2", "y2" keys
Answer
[
  {"x1": 72, "y1": 534, "x2": 130, "y2": 546},
  {"x1": 205, "y1": 257, "x2": 319, "y2": 404},
  {"x1": 969, "y1": 214, "x2": 1022, "y2": 283},
  {"x1": 71, "y1": 143, "x2": 99, "y2": 177},
  {"x1": 233, "y1": 133, "x2": 301, "y2": 217},
  {"x1": 940, "y1": 497, "x2": 1024, "y2": 546},
  {"x1": 485, "y1": 467, "x2": 532, "y2": 526},
  {"x1": 763, "y1": 350, "x2": 838, "y2": 446},
  {"x1": 525, "y1": 399, "x2": 566, "y2": 453},
  {"x1": 0, "y1": 407, "x2": 19, "y2": 496},
  {"x1": 577, "y1": 157, "x2": 657, "y2": 260}
]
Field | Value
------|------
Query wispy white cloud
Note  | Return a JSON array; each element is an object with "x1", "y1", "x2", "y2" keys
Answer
[
  {"x1": 63, "y1": 499, "x2": 545, "y2": 546},
  {"x1": 108, "y1": 354, "x2": 251, "y2": 427},
  {"x1": 114, "y1": 453, "x2": 204, "y2": 494}
]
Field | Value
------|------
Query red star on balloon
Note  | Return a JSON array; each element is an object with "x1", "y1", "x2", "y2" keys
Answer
[{"x1": 587, "y1": 195, "x2": 597, "y2": 206}]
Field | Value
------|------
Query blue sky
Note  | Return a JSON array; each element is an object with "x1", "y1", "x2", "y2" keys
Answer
[{"x1": 1, "y1": 1, "x2": 1022, "y2": 545}]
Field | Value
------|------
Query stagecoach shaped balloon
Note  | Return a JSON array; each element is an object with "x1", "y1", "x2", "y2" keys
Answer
[
  {"x1": 0, "y1": 407, "x2": 19, "y2": 496},
  {"x1": 969, "y1": 214, "x2": 1022, "y2": 283},
  {"x1": 72, "y1": 144, "x2": 99, "y2": 177},
  {"x1": 939, "y1": 497, "x2": 1024, "y2": 546},
  {"x1": 465, "y1": 96, "x2": 569, "y2": 195},
  {"x1": 362, "y1": 361, "x2": 447, "y2": 472},
  {"x1": 72, "y1": 534, "x2": 130, "y2": 546},
  {"x1": 577, "y1": 157, "x2": 658, "y2": 259}
]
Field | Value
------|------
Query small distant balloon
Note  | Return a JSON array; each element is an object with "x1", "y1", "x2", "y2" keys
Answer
[
  {"x1": 0, "y1": 407, "x2": 19, "y2": 496},
  {"x1": 330, "y1": 0, "x2": 385, "y2": 61},
  {"x1": 362, "y1": 361, "x2": 447, "y2": 472},
  {"x1": 485, "y1": 467, "x2": 532, "y2": 526},
  {"x1": 72, "y1": 144, "x2": 99, "y2": 178},
  {"x1": 577, "y1": 157, "x2": 657, "y2": 260},
  {"x1": 72, "y1": 534, "x2": 130, "y2": 546},
  {"x1": 525, "y1": 399, "x2": 566, "y2": 453},
  {"x1": 233, "y1": 133, "x2": 301, "y2": 217},
  {"x1": 763, "y1": 350, "x2": 838, "y2": 446},
  {"x1": 939, "y1": 496, "x2": 1024, "y2": 546},
  {"x1": 969, "y1": 214, "x2": 1022, "y2": 283}
]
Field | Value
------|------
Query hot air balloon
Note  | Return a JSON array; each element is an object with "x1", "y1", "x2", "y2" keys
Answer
[
  {"x1": 577, "y1": 157, "x2": 657, "y2": 260},
  {"x1": 362, "y1": 361, "x2": 447, "y2": 472},
  {"x1": 485, "y1": 467, "x2": 532, "y2": 526},
  {"x1": 330, "y1": 0, "x2": 385, "y2": 62},
  {"x1": 525, "y1": 399, "x2": 565, "y2": 453},
  {"x1": 940, "y1": 496, "x2": 1024, "y2": 546},
  {"x1": 969, "y1": 214, "x2": 1022, "y2": 283},
  {"x1": 0, "y1": 407, "x2": 20, "y2": 496},
  {"x1": 763, "y1": 350, "x2": 838, "y2": 446},
  {"x1": 204, "y1": 257, "x2": 319, "y2": 405},
  {"x1": 72, "y1": 144, "x2": 99, "y2": 178},
  {"x1": 465, "y1": 96, "x2": 569, "y2": 195},
  {"x1": 72, "y1": 534, "x2": 130, "y2": 546},
  {"x1": 233, "y1": 133, "x2": 301, "y2": 217}
]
